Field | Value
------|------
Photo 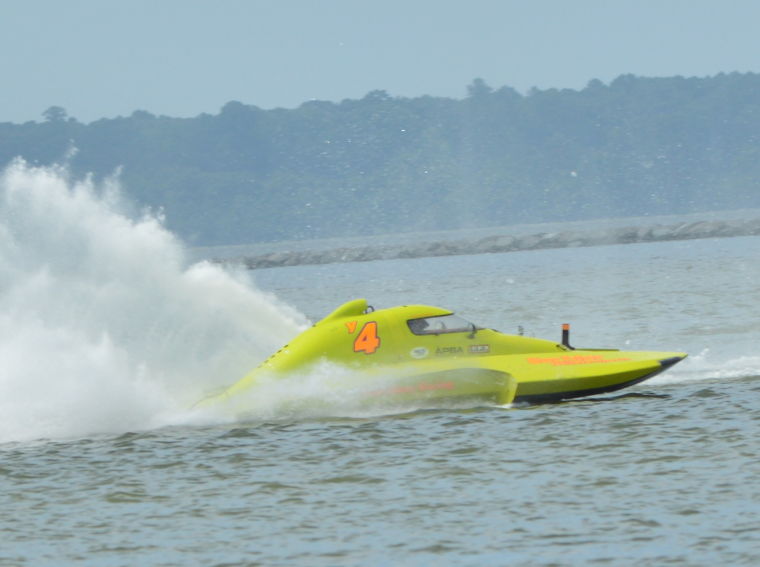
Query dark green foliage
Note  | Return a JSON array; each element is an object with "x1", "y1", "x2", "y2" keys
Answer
[{"x1": 2, "y1": 73, "x2": 759, "y2": 245}]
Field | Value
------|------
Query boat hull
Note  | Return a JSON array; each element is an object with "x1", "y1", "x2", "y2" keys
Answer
[
  {"x1": 197, "y1": 299, "x2": 687, "y2": 413},
  {"x1": 510, "y1": 353, "x2": 685, "y2": 403},
  {"x1": 364, "y1": 350, "x2": 687, "y2": 406}
]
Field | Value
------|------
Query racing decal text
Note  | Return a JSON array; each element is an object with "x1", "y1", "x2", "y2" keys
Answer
[{"x1": 353, "y1": 321, "x2": 381, "y2": 354}]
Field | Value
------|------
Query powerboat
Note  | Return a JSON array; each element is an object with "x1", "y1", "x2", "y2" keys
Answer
[{"x1": 199, "y1": 299, "x2": 686, "y2": 411}]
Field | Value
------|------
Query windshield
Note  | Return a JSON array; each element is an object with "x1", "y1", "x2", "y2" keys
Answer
[{"x1": 407, "y1": 314, "x2": 476, "y2": 335}]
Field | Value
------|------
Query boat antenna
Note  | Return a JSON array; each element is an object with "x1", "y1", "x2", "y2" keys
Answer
[{"x1": 561, "y1": 323, "x2": 575, "y2": 350}]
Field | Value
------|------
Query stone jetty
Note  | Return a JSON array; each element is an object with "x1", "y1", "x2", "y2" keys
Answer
[{"x1": 216, "y1": 217, "x2": 760, "y2": 270}]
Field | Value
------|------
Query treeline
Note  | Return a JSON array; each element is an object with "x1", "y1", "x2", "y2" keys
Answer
[{"x1": 1, "y1": 73, "x2": 759, "y2": 245}]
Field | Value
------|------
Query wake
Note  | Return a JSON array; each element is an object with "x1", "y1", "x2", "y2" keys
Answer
[
  {"x1": 0, "y1": 159, "x2": 307, "y2": 443},
  {"x1": 651, "y1": 348, "x2": 760, "y2": 386}
]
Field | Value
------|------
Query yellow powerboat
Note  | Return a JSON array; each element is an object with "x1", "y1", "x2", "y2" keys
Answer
[{"x1": 200, "y1": 299, "x2": 686, "y2": 411}]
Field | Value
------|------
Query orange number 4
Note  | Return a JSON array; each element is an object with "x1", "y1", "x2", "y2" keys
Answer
[{"x1": 353, "y1": 321, "x2": 381, "y2": 354}]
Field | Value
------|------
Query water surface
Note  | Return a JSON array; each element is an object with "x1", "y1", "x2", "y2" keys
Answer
[{"x1": 2, "y1": 163, "x2": 760, "y2": 566}]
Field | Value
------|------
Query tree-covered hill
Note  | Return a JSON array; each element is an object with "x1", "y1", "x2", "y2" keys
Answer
[{"x1": 1, "y1": 73, "x2": 759, "y2": 246}]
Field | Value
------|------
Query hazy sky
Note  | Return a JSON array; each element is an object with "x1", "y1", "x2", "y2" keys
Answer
[{"x1": 3, "y1": 0, "x2": 759, "y2": 124}]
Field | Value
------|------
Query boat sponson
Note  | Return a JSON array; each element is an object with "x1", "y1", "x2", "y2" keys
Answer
[{"x1": 513, "y1": 355, "x2": 685, "y2": 404}]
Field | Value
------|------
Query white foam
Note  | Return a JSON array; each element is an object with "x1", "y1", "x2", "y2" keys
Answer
[
  {"x1": 651, "y1": 348, "x2": 760, "y2": 386},
  {"x1": 0, "y1": 159, "x2": 307, "y2": 442}
]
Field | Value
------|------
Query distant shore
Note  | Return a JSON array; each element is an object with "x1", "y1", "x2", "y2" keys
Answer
[{"x1": 214, "y1": 217, "x2": 760, "y2": 270}]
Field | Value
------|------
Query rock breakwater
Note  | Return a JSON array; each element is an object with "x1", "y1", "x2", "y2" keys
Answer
[{"x1": 219, "y1": 218, "x2": 760, "y2": 270}]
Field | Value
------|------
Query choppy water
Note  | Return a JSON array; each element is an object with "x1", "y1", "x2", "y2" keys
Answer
[{"x1": 2, "y1": 162, "x2": 760, "y2": 565}]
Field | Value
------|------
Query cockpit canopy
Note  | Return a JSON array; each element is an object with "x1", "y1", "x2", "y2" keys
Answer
[{"x1": 407, "y1": 314, "x2": 476, "y2": 335}]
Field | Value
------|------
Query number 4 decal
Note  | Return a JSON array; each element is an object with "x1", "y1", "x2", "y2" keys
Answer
[{"x1": 353, "y1": 322, "x2": 381, "y2": 354}]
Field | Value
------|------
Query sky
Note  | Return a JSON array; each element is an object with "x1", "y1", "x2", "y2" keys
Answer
[{"x1": 2, "y1": 0, "x2": 759, "y2": 124}]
